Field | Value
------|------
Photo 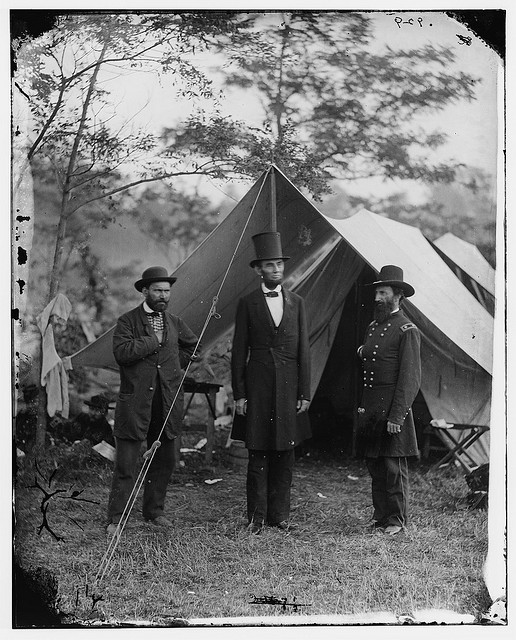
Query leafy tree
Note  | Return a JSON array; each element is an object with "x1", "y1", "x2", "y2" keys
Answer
[
  {"x1": 177, "y1": 11, "x2": 479, "y2": 198},
  {"x1": 12, "y1": 11, "x2": 240, "y2": 447},
  {"x1": 13, "y1": 12, "x2": 239, "y2": 301},
  {"x1": 423, "y1": 167, "x2": 497, "y2": 266},
  {"x1": 122, "y1": 184, "x2": 222, "y2": 267}
]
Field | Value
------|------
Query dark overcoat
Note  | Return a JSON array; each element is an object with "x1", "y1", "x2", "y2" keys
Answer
[
  {"x1": 71, "y1": 413, "x2": 115, "y2": 446},
  {"x1": 231, "y1": 287, "x2": 311, "y2": 450},
  {"x1": 112, "y1": 305, "x2": 198, "y2": 440},
  {"x1": 356, "y1": 309, "x2": 421, "y2": 458}
]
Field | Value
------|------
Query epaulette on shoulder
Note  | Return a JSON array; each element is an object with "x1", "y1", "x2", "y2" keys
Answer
[{"x1": 400, "y1": 322, "x2": 417, "y2": 332}]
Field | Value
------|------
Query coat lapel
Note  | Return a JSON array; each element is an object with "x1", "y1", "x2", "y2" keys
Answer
[
  {"x1": 278, "y1": 289, "x2": 294, "y2": 329},
  {"x1": 137, "y1": 305, "x2": 153, "y2": 335},
  {"x1": 252, "y1": 289, "x2": 275, "y2": 331}
]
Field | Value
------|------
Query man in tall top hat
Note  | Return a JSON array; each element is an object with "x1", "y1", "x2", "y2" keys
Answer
[
  {"x1": 356, "y1": 265, "x2": 421, "y2": 536},
  {"x1": 231, "y1": 232, "x2": 311, "y2": 534},
  {"x1": 106, "y1": 267, "x2": 199, "y2": 535}
]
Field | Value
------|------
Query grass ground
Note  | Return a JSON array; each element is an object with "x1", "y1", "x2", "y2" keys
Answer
[{"x1": 13, "y1": 438, "x2": 491, "y2": 627}]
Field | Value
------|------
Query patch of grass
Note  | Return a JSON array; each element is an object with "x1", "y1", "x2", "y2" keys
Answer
[{"x1": 14, "y1": 448, "x2": 491, "y2": 626}]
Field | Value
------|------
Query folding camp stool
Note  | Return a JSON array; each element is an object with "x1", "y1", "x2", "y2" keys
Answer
[{"x1": 428, "y1": 420, "x2": 490, "y2": 474}]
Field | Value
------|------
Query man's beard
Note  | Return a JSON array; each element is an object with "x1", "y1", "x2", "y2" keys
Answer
[
  {"x1": 147, "y1": 298, "x2": 168, "y2": 311},
  {"x1": 263, "y1": 278, "x2": 283, "y2": 289},
  {"x1": 373, "y1": 298, "x2": 396, "y2": 323}
]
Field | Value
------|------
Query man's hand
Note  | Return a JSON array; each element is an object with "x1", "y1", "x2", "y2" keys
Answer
[
  {"x1": 387, "y1": 421, "x2": 401, "y2": 435},
  {"x1": 235, "y1": 398, "x2": 247, "y2": 416},
  {"x1": 297, "y1": 399, "x2": 310, "y2": 414}
]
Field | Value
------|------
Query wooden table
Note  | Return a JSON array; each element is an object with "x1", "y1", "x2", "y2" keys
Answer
[{"x1": 180, "y1": 379, "x2": 222, "y2": 465}]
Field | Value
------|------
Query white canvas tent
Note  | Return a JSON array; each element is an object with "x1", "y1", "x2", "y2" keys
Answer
[
  {"x1": 432, "y1": 232, "x2": 496, "y2": 315},
  {"x1": 69, "y1": 167, "x2": 493, "y2": 458},
  {"x1": 434, "y1": 232, "x2": 495, "y2": 296}
]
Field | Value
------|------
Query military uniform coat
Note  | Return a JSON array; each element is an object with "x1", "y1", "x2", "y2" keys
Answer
[
  {"x1": 231, "y1": 288, "x2": 311, "y2": 450},
  {"x1": 112, "y1": 305, "x2": 198, "y2": 440},
  {"x1": 356, "y1": 309, "x2": 421, "y2": 458}
]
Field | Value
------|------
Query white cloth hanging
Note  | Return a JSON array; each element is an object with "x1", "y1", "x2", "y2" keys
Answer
[{"x1": 36, "y1": 293, "x2": 72, "y2": 418}]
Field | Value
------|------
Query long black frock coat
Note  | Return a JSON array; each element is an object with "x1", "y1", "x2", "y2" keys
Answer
[
  {"x1": 231, "y1": 287, "x2": 311, "y2": 450},
  {"x1": 112, "y1": 305, "x2": 198, "y2": 440},
  {"x1": 356, "y1": 309, "x2": 421, "y2": 458}
]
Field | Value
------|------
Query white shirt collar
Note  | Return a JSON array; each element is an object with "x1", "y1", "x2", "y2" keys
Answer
[
  {"x1": 143, "y1": 301, "x2": 155, "y2": 313},
  {"x1": 261, "y1": 283, "x2": 282, "y2": 294}
]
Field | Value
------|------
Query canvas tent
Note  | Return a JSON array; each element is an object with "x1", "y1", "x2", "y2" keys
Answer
[
  {"x1": 431, "y1": 232, "x2": 496, "y2": 315},
  {"x1": 69, "y1": 166, "x2": 493, "y2": 461}
]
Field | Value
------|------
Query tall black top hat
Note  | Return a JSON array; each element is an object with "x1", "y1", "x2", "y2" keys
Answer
[
  {"x1": 134, "y1": 266, "x2": 177, "y2": 292},
  {"x1": 249, "y1": 232, "x2": 290, "y2": 268},
  {"x1": 366, "y1": 265, "x2": 415, "y2": 297}
]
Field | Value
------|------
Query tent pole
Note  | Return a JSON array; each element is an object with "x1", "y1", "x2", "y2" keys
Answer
[
  {"x1": 352, "y1": 278, "x2": 363, "y2": 457},
  {"x1": 270, "y1": 166, "x2": 277, "y2": 232}
]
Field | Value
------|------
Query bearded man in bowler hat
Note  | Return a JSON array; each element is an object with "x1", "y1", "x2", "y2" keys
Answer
[
  {"x1": 231, "y1": 232, "x2": 311, "y2": 534},
  {"x1": 106, "y1": 267, "x2": 199, "y2": 535},
  {"x1": 357, "y1": 265, "x2": 421, "y2": 536}
]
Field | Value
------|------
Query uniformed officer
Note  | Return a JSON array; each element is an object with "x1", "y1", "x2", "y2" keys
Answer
[{"x1": 356, "y1": 265, "x2": 421, "y2": 536}]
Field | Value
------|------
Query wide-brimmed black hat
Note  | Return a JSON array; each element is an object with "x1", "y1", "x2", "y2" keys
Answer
[
  {"x1": 366, "y1": 265, "x2": 415, "y2": 297},
  {"x1": 85, "y1": 395, "x2": 112, "y2": 412},
  {"x1": 249, "y1": 232, "x2": 290, "y2": 267},
  {"x1": 134, "y1": 266, "x2": 177, "y2": 292}
]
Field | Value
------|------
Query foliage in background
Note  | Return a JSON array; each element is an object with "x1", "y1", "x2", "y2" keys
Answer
[
  {"x1": 121, "y1": 184, "x2": 222, "y2": 268},
  {"x1": 15, "y1": 10, "x2": 487, "y2": 310},
  {"x1": 14, "y1": 12, "x2": 245, "y2": 305},
  {"x1": 14, "y1": 12, "x2": 246, "y2": 446},
  {"x1": 176, "y1": 11, "x2": 479, "y2": 198},
  {"x1": 345, "y1": 167, "x2": 497, "y2": 266}
]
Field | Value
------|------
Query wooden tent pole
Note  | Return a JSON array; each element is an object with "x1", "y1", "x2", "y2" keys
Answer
[
  {"x1": 352, "y1": 275, "x2": 364, "y2": 457},
  {"x1": 270, "y1": 166, "x2": 277, "y2": 232}
]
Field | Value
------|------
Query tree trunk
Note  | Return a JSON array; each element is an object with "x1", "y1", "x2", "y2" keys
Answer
[
  {"x1": 36, "y1": 40, "x2": 109, "y2": 450},
  {"x1": 272, "y1": 17, "x2": 289, "y2": 155},
  {"x1": 47, "y1": 40, "x2": 108, "y2": 301},
  {"x1": 35, "y1": 379, "x2": 47, "y2": 451}
]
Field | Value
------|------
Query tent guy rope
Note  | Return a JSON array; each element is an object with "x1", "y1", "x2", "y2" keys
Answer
[{"x1": 92, "y1": 166, "x2": 273, "y2": 589}]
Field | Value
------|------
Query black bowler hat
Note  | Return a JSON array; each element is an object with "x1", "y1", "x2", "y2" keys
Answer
[
  {"x1": 85, "y1": 395, "x2": 112, "y2": 413},
  {"x1": 249, "y1": 232, "x2": 290, "y2": 268},
  {"x1": 134, "y1": 266, "x2": 177, "y2": 292},
  {"x1": 366, "y1": 265, "x2": 415, "y2": 297}
]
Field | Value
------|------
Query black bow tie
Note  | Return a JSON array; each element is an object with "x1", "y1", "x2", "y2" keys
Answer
[
  {"x1": 264, "y1": 291, "x2": 279, "y2": 298},
  {"x1": 146, "y1": 311, "x2": 161, "y2": 317}
]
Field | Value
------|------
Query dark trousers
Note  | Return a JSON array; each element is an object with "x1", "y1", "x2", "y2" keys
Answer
[
  {"x1": 366, "y1": 456, "x2": 409, "y2": 527},
  {"x1": 107, "y1": 388, "x2": 176, "y2": 523},
  {"x1": 246, "y1": 449, "x2": 295, "y2": 525}
]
